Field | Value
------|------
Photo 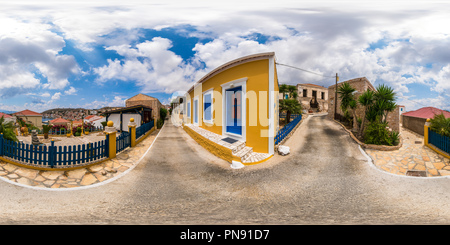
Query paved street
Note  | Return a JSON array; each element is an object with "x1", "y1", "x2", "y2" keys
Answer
[{"x1": 1, "y1": 115, "x2": 450, "y2": 225}]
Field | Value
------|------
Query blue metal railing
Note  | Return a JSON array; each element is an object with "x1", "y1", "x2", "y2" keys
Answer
[
  {"x1": 136, "y1": 120, "x2": 154, "y2": 140},
  {"x1": 428, "y1": 128, "x2": 450, "y2": 155},
  {"x1": 275, "y1": 114, "x2": 302, "y2": 145}
]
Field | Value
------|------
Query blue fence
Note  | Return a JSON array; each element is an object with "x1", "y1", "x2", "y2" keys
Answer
[
  {"x1": 279, "y1": 113, "x2": 301, "y2": 120},
  {"x1": 275, "y1": 114, "x2": 302, "y2": 145},
  {"x1": 116, "y1": 132, "x2": 130, "y2": 153},
  {"x1": 0, "y1": 134, "x2": 108, "y2": 168},
  {"x1": 31, "y1": 126, "x2": 104, "y2": 136},
  {"x1": 428, "y1": 128, "x2": 450, "y2": 155},
  {"x1": 136, "y1": 120, "x2": 154, "y2": 140}
]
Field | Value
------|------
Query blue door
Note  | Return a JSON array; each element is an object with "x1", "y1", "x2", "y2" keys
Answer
[{"x1": 225, "y1": 86, "x2": 242, "y2": 135}]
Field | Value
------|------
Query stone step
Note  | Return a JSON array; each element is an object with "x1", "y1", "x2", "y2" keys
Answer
[
  {"x1": 233, "y1": 146, "x2": 253, "y2": 161},
  {"x1": 231, "y1": 141, "x2": 246, "y2": 154},
  {"x1": 242, "y1": 152, "x2": 272, "y2": 164}
]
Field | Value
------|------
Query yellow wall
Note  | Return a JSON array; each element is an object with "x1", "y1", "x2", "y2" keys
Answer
[{"x1": 186, "y1": 58, "x2": 277, "y2": 153}]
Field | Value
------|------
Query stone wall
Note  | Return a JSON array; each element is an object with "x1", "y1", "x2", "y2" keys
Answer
[
  {"x1": 327, "y1": 77, "x2": 399, "y2": 132},
  {"x1": 126, "y1": 99, "x2": 161, "y2": 121},
  {"x1": 328, "y1": 77, "x2": 376, "y2": 131},
  {"x1": 402, "y1": 115, "x2": 427, "y2": 136},
  {"x1": 297, "y1": 84, "x2": 328, "y2": 112}
]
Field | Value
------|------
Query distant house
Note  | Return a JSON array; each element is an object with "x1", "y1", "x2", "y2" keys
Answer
[
  {"x1": 49, "y1": 117, "x2": 70, "y2": 126},
  {"x1": 12, "y1": 109, "x2": 43, "y2": 128},
  {"x1": 103, "y1": 105, "x2": 153, "y2": 133},
  {"x1": 125, "y1": 93, "x2": 162, "y2": 121},
  {"x1": 297, "y1": 83, "x2": 328, "y2": 112},
  {"x1": 84, "y1": 115, "x2": 106, "y2": 128},
  {"x1": 402, "y1": 107, "x2": 450, "y2": 136},
  {"x1": 0, "y1": 112, "x2": 15, "y2": 124}
]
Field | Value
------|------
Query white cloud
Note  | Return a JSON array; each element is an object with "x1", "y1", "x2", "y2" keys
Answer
[
  {"x1": 0, "y1": 17, "x2": 79, "y2": 98},
  {"x1": 64, "y1": 86, "x2": 78, "y2": 95},
  {"x1": 51, "y1": 92, "x2": 61, "y2": 101},
  {"x1": 94, "y1": 37, "x2": 196, "y2": 93}
]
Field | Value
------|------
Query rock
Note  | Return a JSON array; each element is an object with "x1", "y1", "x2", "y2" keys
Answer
[
  {"x1": 31, "y1": 130, "x2": 40, "y2": 146},
  {"x1": 278, "y1": 145, "x2": 290, "y2": 156},
  {"x1": 231, "y1": 160, "x2": 245, "y2": 169}
]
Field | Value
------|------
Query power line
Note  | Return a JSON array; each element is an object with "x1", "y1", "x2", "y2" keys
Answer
[{"x1": 275, "y1": 62, "x2": 337, "y2": 79}]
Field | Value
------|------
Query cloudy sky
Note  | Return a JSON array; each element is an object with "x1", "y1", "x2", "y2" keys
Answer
[{"x1": 0, "y1": 0, "x2": 449, "y2": 113}]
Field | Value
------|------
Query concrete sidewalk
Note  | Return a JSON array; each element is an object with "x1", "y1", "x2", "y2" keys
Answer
[
  {"x1": 364, "y1": 127, "x2": 450, "y2": 177},
  {"x1": 0, "y1": 128, "x2": 161, "y2": 190}
]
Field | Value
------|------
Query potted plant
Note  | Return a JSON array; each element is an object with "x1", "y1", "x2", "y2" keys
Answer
[{"x1": 42, "y1": 124, "x2": 51, "y2": 139}]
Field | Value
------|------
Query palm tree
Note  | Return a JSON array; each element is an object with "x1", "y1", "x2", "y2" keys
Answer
[
  {"x1": 337, "y1": 82, "x2": 357, "y2": 127},
  {"x1": 357, "y1": 90, "x2": 374, "y2": 137},
  {"x1": 373, "y1": 84, "x2": 396, "y2": 123},
  {"x1": 279, "y1": 99, "x2": 302, "y2": 124},
  {"x1": 287, "y1": 85, "x2": 298, "y2": 99},
  {"x1": 279, "y1": 84, "x2": 289, "y2": 100}
]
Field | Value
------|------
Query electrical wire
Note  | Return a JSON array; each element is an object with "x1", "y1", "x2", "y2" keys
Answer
[{"x1": 275, "y1": 62, "x2": 337, "y2": 78}]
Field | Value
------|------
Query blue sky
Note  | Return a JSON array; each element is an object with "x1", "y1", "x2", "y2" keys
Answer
[{"x1": 0, "y1": 0, "x2": 449, "y2": 113}]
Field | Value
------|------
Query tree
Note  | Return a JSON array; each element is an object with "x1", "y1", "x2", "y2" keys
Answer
[
  {"x1": 279, "y1": 84, "x2": 298, "y2": 100},
  {"x1": 279, "y1": 98, "x2": 302, "y2": 124},
  {"x1": 430, "y1": 113, "x2": 450, "y2": 137},
  {"x1": 0, "y1": 116, "x2": 18, "y2": 142},
  {"x1": 372, "y1": 84, "x2": 397, "y2": 124},
  {"x1": 357, "y1": 90, "x2": 374, "y2": 137},
  {"x1": 279, "y1": 84, "x2": 289, "y2": 100},
  {"x1": 337, "y1": 82, "x2": 358, "y2": 129},
  {"x1": 287, "y1": 85, "x2": 298, "y2": 99}
]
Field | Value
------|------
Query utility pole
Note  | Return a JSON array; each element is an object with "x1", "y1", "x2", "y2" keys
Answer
[{"x1": 334, "y1": 73, "x2": 338, "y2": 120}]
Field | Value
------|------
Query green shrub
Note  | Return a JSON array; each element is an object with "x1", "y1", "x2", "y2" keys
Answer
[
  {"x1": 157, "y1": 118, "x2": 164, "y2": 128},
  {"x1": 430, "y1": 113, "x2": 450, "y2": 137},
  {"x1": 160, "y1": 107, "x2": 168, "y2": 120},
  {"x1": 364, "y1": 120, "x2": 393, "y2": 146}
]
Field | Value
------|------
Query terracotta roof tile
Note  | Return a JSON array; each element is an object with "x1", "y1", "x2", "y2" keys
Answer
[
  {"x1": 12, "y1": 109, "x2": 42, "y2": 116},
  {"x1": 0, "y1": 112, "x2": 12, "y2": 118},
  {"x1": 402, "y1": 107, "x2": 450, "y2": 119}
]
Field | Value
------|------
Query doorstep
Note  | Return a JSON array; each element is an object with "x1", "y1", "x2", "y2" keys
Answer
[{"x1": 183, "y1": 124, "x2": 271, "y2": 165}]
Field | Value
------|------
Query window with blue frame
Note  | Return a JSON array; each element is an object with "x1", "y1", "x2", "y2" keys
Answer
[
  {"x1": 203, "y1": 90, "x2": 213, "y2": 123},
  {"x1": 187, "y1": 101, "x2": 191, "y2": 118}
]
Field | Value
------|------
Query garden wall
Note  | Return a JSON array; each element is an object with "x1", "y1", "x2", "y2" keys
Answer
[{"x1": 402, "y1": 115, "x2": 426, "y2": 136}]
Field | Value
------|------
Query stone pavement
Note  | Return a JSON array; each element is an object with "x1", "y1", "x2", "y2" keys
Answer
[
  {"x1": 0, "y1": 129, "x2": 160, "y2": 189},
  {"x1": 365, "y1": 127, "x2": 450, "y2": 177}
]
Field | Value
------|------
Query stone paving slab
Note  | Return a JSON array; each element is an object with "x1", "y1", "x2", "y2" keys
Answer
[
  {"x1": 0, "y1": 129, "x2": 160, "y2": 189},
  {"x1": 365, "y1": 127, "x2": 450, "y2": 177}
]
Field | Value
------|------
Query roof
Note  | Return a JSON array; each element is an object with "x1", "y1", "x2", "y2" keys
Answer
[
  {"x1": 402, "y1": 107, "x2": 450, "y2": 119},
  {"x1": 126, "y1": 93, "x2": 158, "y2": 102},
  {"x1": 328, "y1": 77, "x2": 376, "y2": 91},
  {"x1": 103, "y1": 104, "x2": 153, "y2": 115},
  {"x1": 85, "y1": 115, "x2": 104, "y2": 122},
  {"x1": 13, "y1": 109, "x2": 42, "y2": 116},
  {"x1": 187, "y1": 52, "x2": 276, "y2": 93},
  {"x1": 298, "y1": 83, "x2": 327, "y2": 89},
  {"x1": 0, "y1": 112, "x2": 12, "y2": 118},
  {"x1": 50, "y1": 118, "x2": 69, "y2": 123}
]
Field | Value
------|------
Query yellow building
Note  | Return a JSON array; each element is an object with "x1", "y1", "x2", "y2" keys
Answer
[
  {"x1": 13, "y1": 109, "x2": 43, "y2": 128},
  {"x1": 183, "y1": 52, "x2": 279, "y2": 165}
]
